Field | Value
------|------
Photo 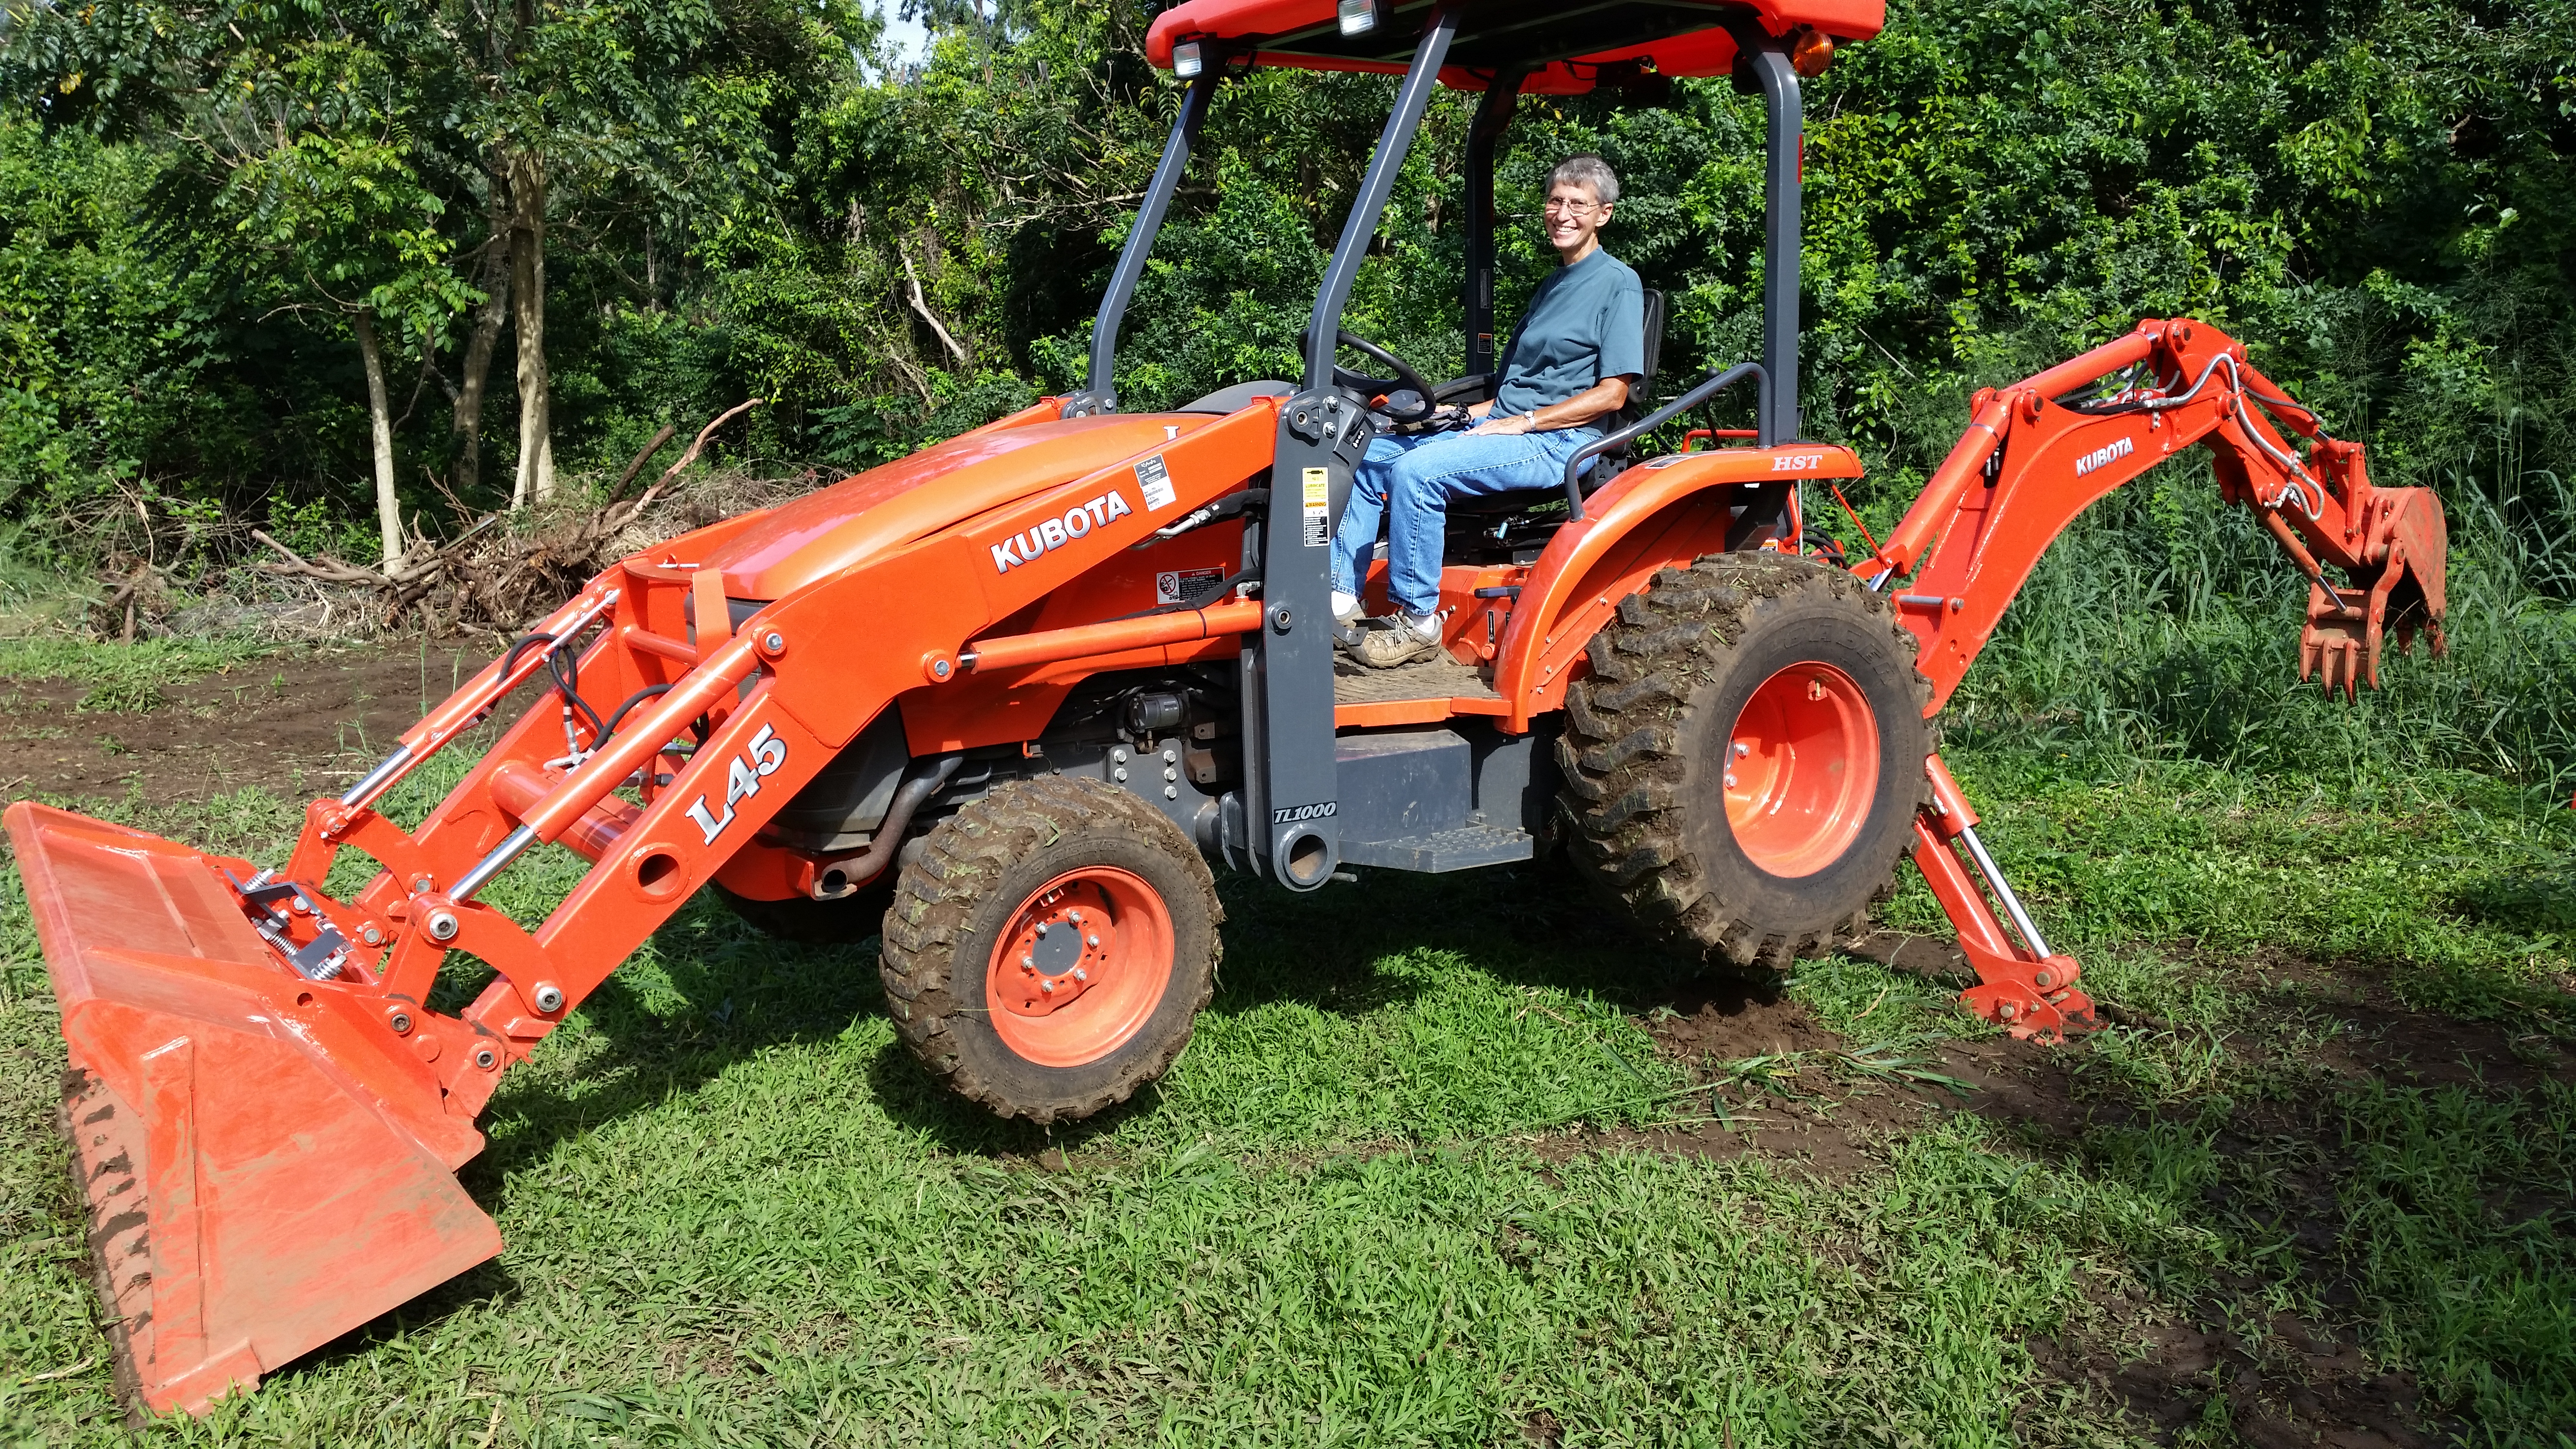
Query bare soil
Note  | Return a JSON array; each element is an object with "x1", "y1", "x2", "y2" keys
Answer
[
  {"x1": 0, "y1": 645, "x2": 489, "y2": 810},
  {"x1": 1543, "y1": 927, "x2": 2569, "y2": 1447}
]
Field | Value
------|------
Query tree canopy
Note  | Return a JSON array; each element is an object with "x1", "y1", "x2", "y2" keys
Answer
[{"x1": 0, "y1": 0, "x2": 2566, "y2": 569}]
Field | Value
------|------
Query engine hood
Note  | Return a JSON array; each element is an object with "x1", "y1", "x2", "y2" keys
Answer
[{"x1": 708, "y1": 413, "x2": 1224, "y2": 601}]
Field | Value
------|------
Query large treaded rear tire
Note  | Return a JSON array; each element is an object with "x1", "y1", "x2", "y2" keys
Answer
[
  {"x1": 1558, "y1": 553, "x2": 1933, "y2": 968},
  {"x1": 880, "y1": 777, "x2": 1221, "y2": 1124}
]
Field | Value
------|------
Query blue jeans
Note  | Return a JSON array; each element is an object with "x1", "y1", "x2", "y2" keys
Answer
[{"x1": 1330, "y1": 425, "x2": 1601, "y2": 615}]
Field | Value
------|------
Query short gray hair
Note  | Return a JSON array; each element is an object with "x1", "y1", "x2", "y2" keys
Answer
[{"x1": 1547, "y1": 154, "x2": 1620, "y2": 207}]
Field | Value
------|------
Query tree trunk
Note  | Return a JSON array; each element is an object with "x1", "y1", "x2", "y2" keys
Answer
[
  {"x1": 452, "y1": 191, "x2": 513, "y2": 500},
  {"x1": 353, "y1": 309, "x2": 404, "y2": 571},
  {"x1": 507, "y1": 148, "x2": 554, "y2": 508}
]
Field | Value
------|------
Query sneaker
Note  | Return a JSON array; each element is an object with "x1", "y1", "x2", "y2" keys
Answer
[
  {"x1": 1331, "y1": 590, "x2": 1364, "y2": 625},
  {"x1": 1344, "y1": 611, "x2": 1445, "y2": 669}
]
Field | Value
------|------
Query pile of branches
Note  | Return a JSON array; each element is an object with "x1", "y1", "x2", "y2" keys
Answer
[{"x1": 105, "y1": 401, "x2": 830, "y2": 639}]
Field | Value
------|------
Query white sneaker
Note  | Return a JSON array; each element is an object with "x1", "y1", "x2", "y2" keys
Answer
[
  {"x1": 1345, "y1": 610, "x2": 1445, "y2": 669},
  {"x1": 1331, "y1": 590, "x2": 1363, "y2": 624}
]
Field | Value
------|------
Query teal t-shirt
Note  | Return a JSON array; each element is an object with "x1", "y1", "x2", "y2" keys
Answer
[{"x1": 1492, "y1": 248, "x2": 1646, "y2": 419}]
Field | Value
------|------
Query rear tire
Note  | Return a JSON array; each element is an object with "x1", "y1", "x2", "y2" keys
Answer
[
  {"x1": 1558, "y1": 553, "x2": 1932, "y2": 968},
  {"x1": 712, "y1": 878, "x2": 898, "y2": 944},
  {"x1": 880, "y1": 777, "x2": 1221, "y2": 1124}
]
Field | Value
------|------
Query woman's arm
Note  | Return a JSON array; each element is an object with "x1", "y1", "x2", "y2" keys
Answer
[{"x1": 1469, "y1": 375, "x2": 1631, "y2": 436}]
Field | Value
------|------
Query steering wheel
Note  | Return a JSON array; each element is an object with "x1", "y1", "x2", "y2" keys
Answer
[{"x1": 1330, "y1": 329, "x2": 1438, "y2": 425}]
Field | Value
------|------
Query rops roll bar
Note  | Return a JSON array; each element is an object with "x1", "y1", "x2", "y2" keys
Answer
[{"x1": 1559, "y1": 361, "x2": 1771, "y2": 520}]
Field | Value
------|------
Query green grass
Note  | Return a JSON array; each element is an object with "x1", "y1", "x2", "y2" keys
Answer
[{"x1": 1, "y1": 701, "x2": 2574, "y2": 1441}]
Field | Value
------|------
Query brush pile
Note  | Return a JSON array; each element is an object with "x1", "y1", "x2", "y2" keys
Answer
[{"x1": 77, "y1": 404, "x2": 828, "y2": 643}]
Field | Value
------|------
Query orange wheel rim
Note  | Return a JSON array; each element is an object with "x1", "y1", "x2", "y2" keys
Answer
[
  {"x1": 984, "y1": 866, "x2": 1175, "y2": 1067},
  {"x1": 1723, "y1": 661, "x2": 1881, "y2": 878}
]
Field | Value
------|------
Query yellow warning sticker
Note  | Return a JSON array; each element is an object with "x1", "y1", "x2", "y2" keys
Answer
[{"x1": 1301, "y1": 467, "x2": 1330, "y2": 547}]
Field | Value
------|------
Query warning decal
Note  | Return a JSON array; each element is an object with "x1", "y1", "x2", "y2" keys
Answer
[
  {"x1": 1301, "y1": 467, "x2": 1331, "y2": 547},
  {"x1": 1156, "y1": 567, "x2": 1226, "y2": 606},
  {"x1": 1136, "y1": 454, "x2": 1177, "y2": 511}
]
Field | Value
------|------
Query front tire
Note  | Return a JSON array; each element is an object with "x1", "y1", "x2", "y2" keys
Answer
[
  {"x1": 880, "y1": 778, "x2": 1221, "y2": 1123},
  {"x1": 1558, "y1": 553, "x2": 1932, "y2": 968}
]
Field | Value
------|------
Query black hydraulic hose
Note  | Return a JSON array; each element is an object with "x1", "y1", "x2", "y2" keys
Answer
[
  {"x1": 600, "y1": 684, "x2": 675, "y2": 740},
  {"x1": 822, "y1": 755, "x2": 965, "y2": 899},
  {"x1": 544, "y1": 643, "x2": 608, "y2": 741},
  {"x1": 499, "y1": 630, "x2": 554, "y2": 676}
]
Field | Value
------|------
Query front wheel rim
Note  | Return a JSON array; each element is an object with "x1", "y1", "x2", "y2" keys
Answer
[
  {"x1": 1723, "y1": 660, "x2": 1882, "y2": 878},
  {"x1": 984, "y1": 866, "x2": 1176, "y2": 1067}
]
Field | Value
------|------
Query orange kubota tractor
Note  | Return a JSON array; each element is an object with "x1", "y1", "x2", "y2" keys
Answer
[{"x1": 9, "y1": 0, "x2": 2448, "y2": 1417}]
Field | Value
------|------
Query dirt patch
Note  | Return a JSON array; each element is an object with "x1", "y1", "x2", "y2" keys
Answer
[
  {"x1": 2029, "y1": 1305, "x2": 2436, "y2": 1448},
  {"x1": 0, "y1": 645, "x2": 489, "y2": 811},
  {"x1": 1537, "y1": 975, "x2": 1956, "y2": 1180},
  {"x1": 2237, "y1": 954, "x2": 2576, "y2": 1094}
]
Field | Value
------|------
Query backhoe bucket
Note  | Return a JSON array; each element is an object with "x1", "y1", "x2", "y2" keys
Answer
[{"x1": 9, "y1": 803, "x2": 502, "y2": 1417}]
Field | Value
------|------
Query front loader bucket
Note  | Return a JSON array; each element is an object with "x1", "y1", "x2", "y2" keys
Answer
[{"x1": 9, "y1": 803, "x2": 502, "y2": 1417}]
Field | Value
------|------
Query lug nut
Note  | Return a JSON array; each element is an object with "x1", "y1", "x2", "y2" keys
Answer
[
  {"x1": 1022, "y1": 954, "x2": 1035, "y2": 968},
  {"x1": 1068, "y1": 910, "x2": 1082, "y2": 923},
  {"x1": 1113, "y1": 767, "x2": 1128, "y2": 782},
  {"x1": 1165, "y1": 785, "x2": 1179, "y2": 799},
  {"x1": 1073, "y1": 968, "x2": 1088, "y2": 982},
  {"x1": 1723, "y1": 773, "x2": 1738, "y2": 789},
  {"x1": 1733, "y1": 741, "x2": 1750, "y2": 757},
  {"x1": 1041, "y1": 980, "x2": 1056, "y2": 994},
  {"x1": 1087, "y1": 934, "x2": 1100, "y2": 947},
  {"x1": 1111, "y1": 748, "x2": 1129, "y2": 764},
  {"x1": 1162, "y1": 746, "x2": 1178, "y2": 763},
  {"x1": 426, "y1": 910, "x2": 460, "y2": 942},
  {"x1": 533, "y1": 982, "x2": 566, "y2": 1014}
]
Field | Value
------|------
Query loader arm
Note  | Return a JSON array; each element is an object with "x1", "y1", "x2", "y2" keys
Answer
[
  {"x1": 1857, "y1": 317, "x2": 2447, "y2": 706},
  {"x1": 5, "y1": 394, "x2": 1285, "y2": 1416}
]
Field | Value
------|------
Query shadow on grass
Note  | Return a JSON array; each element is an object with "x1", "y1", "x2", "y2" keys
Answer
[{"x1": 455, "y1": 855, "x2": 1765, "y2": 1173}]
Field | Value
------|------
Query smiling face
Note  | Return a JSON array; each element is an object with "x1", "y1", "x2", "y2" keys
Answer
[{"x1": 1543, "y1": 179, "x2": 1611, "y2": 263}]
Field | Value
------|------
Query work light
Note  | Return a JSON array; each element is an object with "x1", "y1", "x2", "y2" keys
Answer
[{"x1": 1173, "y1": 40, "x2": 1204, "y2": 76}]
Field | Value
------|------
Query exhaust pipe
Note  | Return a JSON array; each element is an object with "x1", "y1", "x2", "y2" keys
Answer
[{"x1": 809, "y1": 754, "x2": 962, "y2": 900}]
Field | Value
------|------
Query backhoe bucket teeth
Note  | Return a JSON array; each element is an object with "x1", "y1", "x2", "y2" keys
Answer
[
  {"x1": 9, "y1": 803, "x2": 503, "y2": 1418},
  {"x1": 2296, "y1": 484, "x2": 2448, "y2": 701}
]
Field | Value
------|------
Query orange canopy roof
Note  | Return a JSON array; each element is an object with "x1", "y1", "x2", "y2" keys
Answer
[{"x1": 1145, "y1": 0, "x2": 1884, "y2": 94}]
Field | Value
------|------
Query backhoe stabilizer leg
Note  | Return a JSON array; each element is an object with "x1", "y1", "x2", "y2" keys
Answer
[{"x1": 1911, "y1": 755, "x2": 2095, "y2": 1041}]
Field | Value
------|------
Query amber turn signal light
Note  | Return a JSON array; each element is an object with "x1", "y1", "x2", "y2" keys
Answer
[{"x1": 1791, "y1": 26, "x2": 1835, "y2": 78}]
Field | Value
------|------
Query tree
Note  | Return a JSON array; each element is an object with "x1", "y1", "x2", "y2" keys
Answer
[{"x1": 194, "y1": 42, "x2": 475, "y2": 567}]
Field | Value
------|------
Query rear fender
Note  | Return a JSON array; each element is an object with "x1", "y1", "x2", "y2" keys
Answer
[{"x1": 1495, "y1": 445, "x2": 1861, "y2": 728}]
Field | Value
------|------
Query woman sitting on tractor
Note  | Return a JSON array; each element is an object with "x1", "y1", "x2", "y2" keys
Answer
[{"x1": 1332, "y1": 153, "x2": 1646, "y2": 668}]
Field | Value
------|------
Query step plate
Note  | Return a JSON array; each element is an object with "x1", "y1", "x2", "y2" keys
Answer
[{"x1": 1339, "y1": 824, "x2": 1534, "y2": 873}]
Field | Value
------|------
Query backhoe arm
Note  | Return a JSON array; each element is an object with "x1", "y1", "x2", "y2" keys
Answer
[
  {"x1": 1836, "y1": 318, "x2": 2449, "y2": 1043},
  {"x1": 1858, "y1": 318, "x2": 2448, "y2": 706}
]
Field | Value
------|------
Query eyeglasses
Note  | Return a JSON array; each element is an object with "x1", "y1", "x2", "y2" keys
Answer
[{"x1": 1542, "y1": 197, "x2": 1604, "y2": 215}]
